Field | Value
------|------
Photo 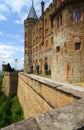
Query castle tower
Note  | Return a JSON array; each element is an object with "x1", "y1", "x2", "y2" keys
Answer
[{"x1": 24, "y1": 0, "x2": 38, "y2": 73}]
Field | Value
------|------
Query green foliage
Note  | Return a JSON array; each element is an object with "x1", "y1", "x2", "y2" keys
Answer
[
  {"x1": 0, "y1": 78, "x2": 24, "y2": 128},
  {"x1": 11, "y1": 97, "x2": 24, "y2": 123},
  {"x1": 0, "y1": 78, "x2": 2, "y2": 91},
  {"x1": 0, "y1": 97, "x2": 12, "y2": 128}
]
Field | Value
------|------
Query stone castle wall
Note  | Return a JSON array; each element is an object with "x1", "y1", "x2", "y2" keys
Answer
[
  {"x1": 2, "y1": 72, "x2": 18, "y2": 96},
  {"x1": 1, "y1": 71, "x2": 84, "y2": 130},
  {"x1": 17, "y1": 72, "x2": 79, "y2": 119}
]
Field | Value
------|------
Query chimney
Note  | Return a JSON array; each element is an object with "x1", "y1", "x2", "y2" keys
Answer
[{"x1": 41, "y1": 1, "x2": 44, "y2": 15}]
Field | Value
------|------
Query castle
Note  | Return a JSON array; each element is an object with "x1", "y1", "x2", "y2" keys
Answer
[
  {"x1": 24, "y1": 0, "x2": 84, "y2": 83},
  {"x1": 1, "y1": 1, "x2": 84, "y2": 129}
]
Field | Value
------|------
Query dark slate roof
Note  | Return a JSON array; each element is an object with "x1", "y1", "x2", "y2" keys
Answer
[{"x1": 28, "y1": 1, "x2": 38, "y2": 19}]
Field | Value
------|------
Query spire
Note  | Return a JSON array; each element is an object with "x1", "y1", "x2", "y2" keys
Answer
[
  {"x1": 32, "y1": 0, "x2": 33, "y2": 6},
  {"x1": 27, "y1": 0, "x2": 38, "y2": 19}
]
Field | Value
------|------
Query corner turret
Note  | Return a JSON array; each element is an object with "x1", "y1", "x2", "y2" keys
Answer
[{"x1": 28, "y1": 0, "x2": 38, "y2": 19}]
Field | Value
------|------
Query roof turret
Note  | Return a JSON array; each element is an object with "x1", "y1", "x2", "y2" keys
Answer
[{"x1": 28, "y1": 0, "x2": 38, "y2": 19}]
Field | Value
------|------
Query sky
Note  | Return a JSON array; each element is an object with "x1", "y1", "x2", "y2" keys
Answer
[{"x1": 0, "y1": 0, "x2": 52, "y2": 70}]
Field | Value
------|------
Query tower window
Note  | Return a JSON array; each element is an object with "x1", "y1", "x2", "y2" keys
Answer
[
  {"x1": 25, "y1": 41, "x2": 27, "y2": 47},
  {"x1": 56, "y1": 46, "x2": 60, "y2": 53},
  {"x1": 25, "y1": 32, "x2": 27, "y2": 37},
  {"x1": 75, "y1": 42, "x2": 81, "y2": 50}
]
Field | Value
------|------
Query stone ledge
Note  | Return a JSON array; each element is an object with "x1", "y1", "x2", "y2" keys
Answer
[
  {"x1": 36, "y1": 98, "x2": 84, "y2": 130},
  {"x1": 20, "y1": 73, "x2": 84, "y2": 99},
  {"x1": 23, "y1": 73, "x2": 62, "y2": 88},
  {"x1": 1, "y1": 117, "x2": 41, "y2": 130}
]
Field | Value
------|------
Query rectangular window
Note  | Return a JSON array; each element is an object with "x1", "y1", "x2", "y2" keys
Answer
[
  {"x1": 25, "y1": 32, "x2": 27, "y2": 37},
  {"x1": 25, "y1": 41, "x2": 27, "y2": 47},
  {"x1": 36, "y1": 46, "x2": 38, "y2": 51},
  {"x1": 72, "y1": 8, "x2": 81, "y2": 22},
  {"x1": 45, "y1": 40, "x2": 48, "y2": 48},
  {"x1": 72, "y1": 10, "x2": 76, "y2": 21},
  {"x1": 59, "y1": 15, "x2": 62, "y2": 26},
  {"x1": 56, "y1": 46, "x2": 60, "y2": 53},
  {"x1": 39, "y1": 28, "x2": 42, "y2": 34},
  {"x1": 77, "y1": 8, "x2": 81, "y2": 21},
  {"x1": 57, "y1": 14, "x2": 62, "y2": 28},
  {"x1": 36, "y1": 28, "x2": 38, "y2": 33},
  {"x1": 58, "y1": 0, "x2": 64, "y2": 6},
  {"x1": 33, "y1": 48, "x2": 35, "y2": 53},
  {"x1": 45, "y1": 29, "x2": 48, "y2": 36},
  {"x1": 75, "y1": 42, "x2": 81, "y2": 50}
]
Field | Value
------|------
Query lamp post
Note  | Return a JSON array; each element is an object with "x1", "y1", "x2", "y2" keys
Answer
[{"x1": 15, "y1": 59, "x2": 17, "y2": 70}]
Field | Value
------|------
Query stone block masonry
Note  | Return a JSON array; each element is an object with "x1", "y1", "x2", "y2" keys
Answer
[
  {"x1": 17, "y1": 72, "x2": 80, "y2": 119},
  {"x1": 1, "y1": 73, "x2": 84, "y2": 130},
  {"x1": 51, "y1": 2, "x2": 84, "y2": 83},
  {"x1": 2, "y1": 72, "x2": 18, "y2": 97}
]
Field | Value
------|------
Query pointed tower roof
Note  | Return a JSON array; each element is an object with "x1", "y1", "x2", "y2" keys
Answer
[{"x1": 28, "y1": 0, "x2": 38, "y2": 19}]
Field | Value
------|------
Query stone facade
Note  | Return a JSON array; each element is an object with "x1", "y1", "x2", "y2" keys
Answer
[
  {"x1": 24, "y1": 0, "x2": 84, "y2": 83},
  {"x1": 24, "y1": 0, "x2": 56, "y2": 74},
  {"x1": 51, "y1": 0, "x2": 84, "y2": 83}
]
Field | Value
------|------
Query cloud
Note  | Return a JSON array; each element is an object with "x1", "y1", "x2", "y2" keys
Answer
[
  {"x1": 15, "y1": 12, "x2": 28, "y2": 24},
  {"x1": 0, "y1": 31, "x2": 4, "y2": 36},
  {"x1": 5, "y1": 0, "x2": 30, "y2": 13},
  {"x1": 0, "y1": 43, "x2": 24, "y2": 70},
  {"x1": 0, "y1": 3, "x2": 9, "y2": 21},
  {"x1": 0, "y1": 13, "x2": 7, "y2": 21},
  {"x1": 4, "y1": 0, "x2": 53, "y2": 24},
  {"x1": 0, "y1": 3, "x2": 9, "y2": 12},
  {"x1": 0, "y1": 31, "x2": 24, "y2": 45}
]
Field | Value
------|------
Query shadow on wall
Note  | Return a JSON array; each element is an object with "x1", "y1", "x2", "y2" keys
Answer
[{"x1": 77, "y1": 126, "x2": 84, "y2": 130}]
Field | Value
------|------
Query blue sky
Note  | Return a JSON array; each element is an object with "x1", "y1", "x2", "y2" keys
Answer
[{"x1": 0, "y1": 0, "x2": 52, "y2": 70}]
